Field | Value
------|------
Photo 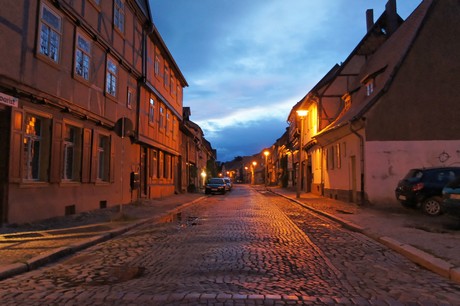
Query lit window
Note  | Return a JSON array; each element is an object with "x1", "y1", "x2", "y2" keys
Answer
[
  {"x1": 149, "y1": 98, "x2": 155, "y2": 123},
  {"x1": 39, "y1": 4, "x2": 61, "y2": 63},
  {"x1": 63, "y1": 125, "x2": 82, "y2": 181},
  {"x1": 75, "y1": 33, "x2": 91, "y2": 80},
  {"x1": 106, "y1": 57, "x2": 117, "y2": 97},
  {"x1": 23, "y1": 114, "x2": 51, "y2": 181},
  {"x1": 97, "y1": 134, "x2": 110, "y2": 181},
  {"x1": 114, "y1": 0, "x2": 125, "y2": 33}
]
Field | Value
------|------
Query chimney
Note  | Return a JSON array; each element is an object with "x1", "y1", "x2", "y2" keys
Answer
[
  {"x1": 385, "y1": 0, "x2": 398, "y2": 35},
  {"x1": 366, "y1": 9, "x2": 374, "y2": 32}
]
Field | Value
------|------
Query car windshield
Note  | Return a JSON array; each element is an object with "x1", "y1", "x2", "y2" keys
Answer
[{"x1": 209, "y1": 178, "x2": 223, "y2": 184}]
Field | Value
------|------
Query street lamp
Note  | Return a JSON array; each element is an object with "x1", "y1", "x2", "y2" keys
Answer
[
  {"x1": 296, "y1": 109, "x2": 308, "y2": 198},
  {"x1": 252, "y1": 161, "x2": 257, "y2": 184},
  {"x1": 263, "y1": 150, "x2": 269, "y2": 186}
]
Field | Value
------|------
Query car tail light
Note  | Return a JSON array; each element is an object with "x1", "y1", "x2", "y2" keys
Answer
[{"x1": 412, "y1": 182, "x2": 424, "y2": 191}]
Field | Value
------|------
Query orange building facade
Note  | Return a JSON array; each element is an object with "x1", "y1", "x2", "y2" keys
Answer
[{"x1": 0, "y1": 0, "x2": 187, "y2": 224}]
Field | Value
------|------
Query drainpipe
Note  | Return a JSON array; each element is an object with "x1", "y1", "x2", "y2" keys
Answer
[{"x1": 349, "y1": 120, "x2": 365, "y2": 204}]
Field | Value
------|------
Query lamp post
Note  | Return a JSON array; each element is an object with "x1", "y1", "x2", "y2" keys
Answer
[
  {"x1": 263, "y1": 150, "x2": 269, "y2": 186},
  {"x1": 252, "y1": 161, "x2": 257, "y2": 184},
  {"x1": 296, "y1": 109, "x2": 308, "y2": 198}
]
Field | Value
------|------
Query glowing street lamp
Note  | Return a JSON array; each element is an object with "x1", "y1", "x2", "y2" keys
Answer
[
  {"x1": 296, "y1": 109, "x2": 308, "y2": 198},
  {"x1": 263, "y1": 150, "x2": 269, "y2": 186},
  {"x1": 252, "y1": 161, "x2": 257, "y2": 184}
]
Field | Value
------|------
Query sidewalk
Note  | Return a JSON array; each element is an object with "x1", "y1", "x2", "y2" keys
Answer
[
  {"x1": 1, "y1": 186, "x2": 460, "y2": 285},
  {"x1": 0, "y1": 192, "x2": 206, "y2": 281},
  {"x1": 265, "y1": 186, "x2": 460, "y2": 284}
]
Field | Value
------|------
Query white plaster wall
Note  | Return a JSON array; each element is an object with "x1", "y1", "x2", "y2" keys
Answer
[{"x1": 365, "y1": 140, "x2": 460, "y2": 205}]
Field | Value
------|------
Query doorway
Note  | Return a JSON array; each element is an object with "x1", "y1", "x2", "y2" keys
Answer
[{"x1": 0, "y1": 107, "x2": 11, "y2": 225}]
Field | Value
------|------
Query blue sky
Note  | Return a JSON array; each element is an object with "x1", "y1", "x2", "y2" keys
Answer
[{"x1": 150, "y1": 1, "x2": 422, "y2": 162}]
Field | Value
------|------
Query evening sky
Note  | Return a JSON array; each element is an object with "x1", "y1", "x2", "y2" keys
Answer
[{"x1": 150, "y1": 0, "x2": 422, "y2": 162}]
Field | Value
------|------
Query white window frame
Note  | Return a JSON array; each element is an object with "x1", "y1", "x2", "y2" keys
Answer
[
  {"x1": 23, "y1": 113, "x2": 51, "y2": 181},
  {"x1": 97, "y1": 134, "x2": 110, "y2": 181},
  {"x1": 149, "y1": 98, "x2": 155, "y2": 124},
  {"x1": 114, "y1": 0, "x2": 125, "y2": 33},
  {"x1": 63, "y1": 124, "x2": 82, "y2": 181},
  {"x1": 106, "y1": 56, "x2": 118, "y2": 97},
  {"x1": 38, "y1": 3, "x2": 62, "y2": 63},
  {"x1": 75, "y1": 32, "x2": 91, "y2": 80}
]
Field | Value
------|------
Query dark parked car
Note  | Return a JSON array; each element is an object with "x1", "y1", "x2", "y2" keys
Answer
[
  {"x1": 395, "y1": 167, "x2": 460, "y2": 216},
  {"x1": 205, "y1": 178, "x2": 227, "y2": 195},
  {"x1": 442, "y1": 177, "x2": 460, "y2": 217}
]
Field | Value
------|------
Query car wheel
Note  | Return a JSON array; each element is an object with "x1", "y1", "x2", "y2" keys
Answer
[{"x1": 422, "y1": 197, "x2": 442, "y2": 216}]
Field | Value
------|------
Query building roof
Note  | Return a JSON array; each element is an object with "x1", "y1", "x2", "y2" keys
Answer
[{"x1": 315, "y1": 0, "x2": 434, "y2": 138}]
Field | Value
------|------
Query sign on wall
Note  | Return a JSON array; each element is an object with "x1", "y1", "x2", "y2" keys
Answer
[{"x1": 0, "y1": 92, "x2": 18, "y2": 107}]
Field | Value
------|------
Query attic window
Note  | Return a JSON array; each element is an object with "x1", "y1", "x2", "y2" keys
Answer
[{"x1": 365, "y1": 80, "x2": 374, "y2": 96}]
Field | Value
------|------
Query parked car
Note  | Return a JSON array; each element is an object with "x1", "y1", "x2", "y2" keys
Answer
[
  {"x1": 205, "y1": 178, "x2": 227, "y2": 195},
  {"x1": 442, "y1": 177, "x2": 460, "y2": 217},
  {"x1": 395, "y1": 167, "x2": 460, "y2": 216},
  {"x1": 223, "y1": 177, "x2": 233, "y2": 191}
]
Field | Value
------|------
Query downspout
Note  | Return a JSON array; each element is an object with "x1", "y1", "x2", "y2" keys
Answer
[{"x1": 349, "y1": 120, "x2": 365, "y2": 204}]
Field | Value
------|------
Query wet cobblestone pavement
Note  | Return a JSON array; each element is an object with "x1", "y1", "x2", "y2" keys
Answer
[{"x1": 0, "y1": 186, "x2": 459, "y2": 305}]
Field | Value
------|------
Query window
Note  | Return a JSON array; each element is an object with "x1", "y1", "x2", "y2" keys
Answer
[
  {"x1": 63, "y1": 125, "x2": 82, "y2": 181},
  {"x1": 159, "y1": 106, "x2": 164, "y2": 128},
  {"x1": 75, "y1": 32, "x2": 91, "y2": 80},
  {"x1": 150, "y1": 150, "x2": 158, "y2": 178},
  {"x1": 172, "y1": 117, "x2": 176, "y2": 139},
  {"x1": 165, "y1": 154, "x2": 171, "y2": 179},
  {"x1": 114, "y1": 0, "x2": 125, "y2": 33},
  {"x1": 38, "y1": 3, "x2": 61, "y2": 63},
  {"x1": 97, "y1": 134, "x2": 110, "y2": 181},
  {"x1": 23, "y1": 114, "x2": 51, "y2": 181},
  {"x1": 366, "y1": 79, "x2": 374, "y2": 96},
  {"x1": 154, "y1": 56, "x2": 160, "y2": 76},
  {"x1": 170, "y1": 76, "x2": 175, "y2": 94},
  {"x1": 106, "y1": 57, "x2": 117, "y2": 97},
  {"x1": 327, "y1": 146, "x2": 335, "y2": 170},
  {"x1": 335, "y1": 143, "x2": 341, "y2": 169},
  {"x1": 149, "y1": 98, "x2": 155, "y2": 124},
  {"x1": 159, "y1": 151, "x2": 164, "y2": 178},
  {"x1": 164, "y1": 66, "x2": 169, "y2": 87},
  {"x1": 166, "y1": 112, "x2": 170, "y2": 133},
  {"x1": 127, "y1": 88, "x2": 133, "y2": 109}
]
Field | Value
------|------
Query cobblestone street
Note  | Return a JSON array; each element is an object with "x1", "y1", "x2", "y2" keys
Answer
[{"x1": 0, "y1": 185, "x2": 459, "y2": 305}]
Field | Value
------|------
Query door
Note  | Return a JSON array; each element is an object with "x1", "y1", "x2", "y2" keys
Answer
[{"x1": 0, "y1": 107, "x2": 10, "y2": 225}]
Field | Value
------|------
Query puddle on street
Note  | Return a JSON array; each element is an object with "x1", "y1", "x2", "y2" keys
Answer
[{"x1": 158, "y1": 212, "x2": 201, "y2": 227}]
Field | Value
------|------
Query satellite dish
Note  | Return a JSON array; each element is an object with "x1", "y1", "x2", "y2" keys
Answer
[{"x1": 115, "y1": 117, "x2": 134, "y2": 138}]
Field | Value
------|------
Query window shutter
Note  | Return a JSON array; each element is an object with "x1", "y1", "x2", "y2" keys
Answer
[
  {"x1": 9, "y1": 109, "x2": 24, "y2": 182},
  {"x1": 109, "y1": 135, "x2": 115, "y2": 183},
  {"x1": 81, "y1": 128, "x2": 92, "y2": 183},
  {"x1": 50, "y1": 119, "x2": 63, "y2": 183},
  {"x1": 90, "y1": 130, "x2": 98, "y2": 183}
]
